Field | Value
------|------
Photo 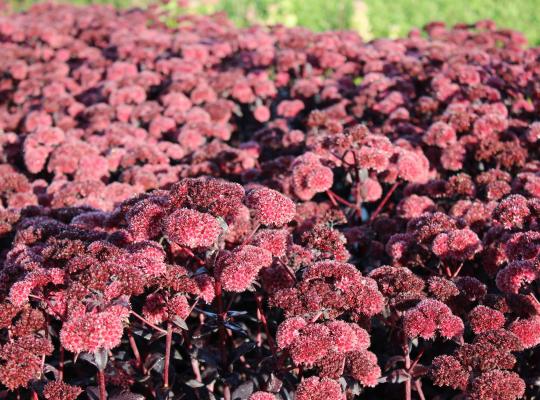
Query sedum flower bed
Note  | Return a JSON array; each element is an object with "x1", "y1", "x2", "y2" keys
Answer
[{"x1": 0, "y1": 3, "x2": 539, "y2": 399}]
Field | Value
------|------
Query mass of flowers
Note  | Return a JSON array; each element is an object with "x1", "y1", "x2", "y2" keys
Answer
[{"x1": 0, "y1": 3, "x2": 539, "y2": 399}]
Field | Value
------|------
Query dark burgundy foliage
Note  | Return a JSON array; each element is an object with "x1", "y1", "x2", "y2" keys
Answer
[{"x1": 0, "y1": 4, "x2": 539, "y2": 399}]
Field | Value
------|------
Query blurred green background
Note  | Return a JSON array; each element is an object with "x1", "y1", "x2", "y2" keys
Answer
[{"x1": 4, "y1": 0, "x2": 540, "y2": 45}]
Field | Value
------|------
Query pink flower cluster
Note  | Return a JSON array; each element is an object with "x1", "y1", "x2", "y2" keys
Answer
[{"x1": 0, "y1": 4, "x2": 538, "y2": 399}]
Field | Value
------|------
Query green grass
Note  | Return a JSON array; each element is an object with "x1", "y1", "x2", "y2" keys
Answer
[
  {"x1": 365, "y1": 0, "x2": 540, "y2": 45},
  {"x1": 5, "y1": 0, "x2": 540, "y2": 45}
]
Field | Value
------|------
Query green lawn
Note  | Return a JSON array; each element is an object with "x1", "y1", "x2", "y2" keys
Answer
[
  {"x1": 5, "y1": 0, "x2": 540, "y2": 45},
  {"x1": 365, "y1": 0, "x2": 540, "y2": 45}
]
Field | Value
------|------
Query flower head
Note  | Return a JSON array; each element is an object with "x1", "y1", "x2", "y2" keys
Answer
[
  {"x1": 403, "y1": 299, "x2": 464, "y2": 340},
  {"x1": 509, "y1": 316, "x2": 540, "y2": 349},
  {"x1": 496, "y1": 260, "x2": 537, "y2": 294},
  {"x1": 345, "y1": 350, "x2": 381, "y2": 387},
  {"x1": 296, "y1": 377, "x2": 343, "y2": 400},
  {"x1": 468, "y1": 306, "x2": 505, "y2": 334},
  {"x1": 432, "y1": 228, "x2": 482, "y2": 261},
  {"x1": 60, "y1": 306, "x2": 128, "y2": 353},
  {"x1": 245, "y1": 187, "x2": 296, "y2": 226},
  {"x1": 423, "y1": 122, "x2": 457, "y2": 148},
  {"x1": 43, "y1": 381, "x2": 83, "y2": 400},
  {"x1": 493, "y1": 195, "x2": 530, "y2": 229},
  {"x1": 291, "y1": 152, "x2": 334, "y2": 200},
  {"x1": 249, "y1": 392, "x2": 276, "y2": 400},
  {"x1": 277, "y1": 317, "x2": 308, "y2": 349},
  {"x1": 430, "y1": 355, "x2": 469, "y2": 390},
  {"x1": 215, "y1": 245, "x2": 273, "y2": 292},
  {"x1": 163, "y1": 208, "x2": 222, "y2": 249},
  {"x1": 470, "y1": 370, "x2": 525, "y2": 400}
]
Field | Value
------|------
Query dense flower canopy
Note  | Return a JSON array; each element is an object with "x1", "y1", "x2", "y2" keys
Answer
[{"x1": 0, "y1": 3, "x2": 539, "y2": 399}]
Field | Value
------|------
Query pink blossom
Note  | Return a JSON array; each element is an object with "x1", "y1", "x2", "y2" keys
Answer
[
  {"x1": 430, "y1": 355, "x2": 469, "y2": 390},
  {"x1": 276, "y1": 316, "x2": 308, "y2": 349},
  {"x1": 163, "y1": 208, "x2": 222, "y2": 249},
  {"x1": 396, "y1": 150, "x2": 430, "y2": 183},
  {"x1": 245, "y1": 187, "x2": 296, "y2": 226},
  {"x1": 346, "y1": 350, "x2": 381, "y2": 387},
  {"x1": 326, "y1": 321, "x2": 370, "y2": 352},
  {"x1": 356, "y1": 146, "x2": 390, "y2": 172},
  {"x1": 215, "y1": 245, "x2": 273, "y2": 292},
  {"x1": 496, "y1": 260, "x2": 537, "y2": 294},
  {"x1": 470, "y1": 370, "x2": 525, "y2": 400},
  {"x1": 403, "y1": 299, "x2": 464, "y2": 340},
  {"x1": 254, "y1": 105, "x2": 271, "y2": 122},
  {"x1": 276, "y1": 99, "x2": 305, "y2": 118},
  {"x1": 358, "y1": 178, "x2": 382, "y2": 202},
  {"x1": 43, "y1": 381, "x2": 83, "y2": 400},
  {"x1": 291, "y1": 153, "x2": 334, "y2": 200},
  {"x1": 60, "y1": 306, "x2": 128, "y2": 353},
  {"x1": 509, "y1": 316, "x2": 540, "y2": 349},
  {"x1": 296, "y1": 377, "x2": 343, "y2": 400},
  {"x1": 289, "y1": 323, "x2": 334, "y2": 366},
  {"x1": 468, "y1": 305, "x2": 505, "y2": 334},
  {"x1": 252, "y1": 229, "x2": 290, "y2": 257},
  {"x1": 397, "y1": 195, "x2": 435, "y2": 218},
  {"x1": 249, "y1": 392, "x2": 276, "y2": 400},
  {"x1": 423, "y1": 122, "x2": 457, "y2": 148},
  {"x1": 493, "y1": 194, "x2": 530, "y2": 229},
  {"x1": 432, "y1": 228, "x2": 482, "y2": 261}
]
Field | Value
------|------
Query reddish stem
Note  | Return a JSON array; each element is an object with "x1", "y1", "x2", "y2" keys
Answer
[
  {"x1": 130, "y1": 310, "x2": 167, "y2": 334},
  {"x1": 369, "y1": 181, "x2": 400, "y2": 222},
  {"x1": 98, "y1": 369, "x2": 107, "y2": 400},
  {"x1": 277, "y1": 259, "x2": 296, "y2": 282},
  {"x1": 256, "y1": 307, "x2": 262, "y2": 348},
  {"x1": 326, "y1": 190, "x2": 338, "y2": 207},
  {"x1": 215, "y1": 280, "x2": 232, "y2": 399},
  {"x1": 452, "y1": 262, "x2": 465, "y2": 278},
  {"x1": 223, "y1": 384, "x2": 231, "y2": 400},
  {"x1": 28, "y1": 294, "x2": 65, "y2": 321},
  {"x1": 32, "y1": 391, "x2": 38, "y2": 400},
  {"x1": 241, "y1": 223, "x2": 261, "y2": 247},
  {"x1": 58, "y1": 346, "x2": 65, "y2": 381},
  {"x1": 255, "y1": 294, "x2": 278, "y2": 357},
  {"x1": 528, "y1": 292, "x2": 540, "y2": 308},
  {"x1": 180, "y1": 247, "x2": 206, "y2": 266},
  {"x1": 128, "y1": 329, "x2": 145, "y2": 374},
  {"x1": 403, "y1": 336, "x2": 411, "y2": 400},
  {"x1": 410, "y1": 348, "x2": 425, "y2": 371},
  {"x1": 191, "y1": 357, "x2": 202, "y2": 383},
  {"x1": 326, "y1": 190, "x2": 361, "y2": 212},
  {"x1": 215, "y1": 281, "x2": 227, "y2": 366},
  {"x1": 310, "y1": 311, "x2": 323, "y2": 323},
  {"x1": 414, "y1": 379, "x2": 426, "y2": 400},
  {"x1": 163, "y1": 322, "x2": 173, "y2": 388}
]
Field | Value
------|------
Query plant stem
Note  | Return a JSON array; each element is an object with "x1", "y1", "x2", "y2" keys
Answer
[
  {"x1": 369, "y1": 181, "x2": 399, "y2": 222},
  {"x1": 57, "y1": 346, "x2": 65, "y2": 381},
  {"x1": 255, "y1": 293, "x2": 277, "y2": 357},
  {"x1": 241, "y1": 223, "x2": 261, "y2": 247},
  {"x1": 224, "y1": 384, "x2": 231, "y2": 400},
  {"x1": 404, "y1": 336, "x2": 411, "y2": 400},
  {"x1": 191, "y1": 357, "x2": 202, "y2": 382},
  {"x1": 128, "y1": 328, "x2": 145, "y2": 374},
  {"x1": 326, "y1": 190, "x2": 362, "y2": 215},
  {"x1": 215, "y1": 280, "x2": 231, "y2": 399},
  {"x1": 452, "y1": 262, "x2": 464, "y2": 278},
  {"x1": 215, "y1": 281, "x2": 227, "y2": 366},
  {"x1": 163, "y1": 322, "x2": 173, "y2": 388},
  {"x1": 98, "y1": 369, "x2": 107, "y2": 400},
  {"x1": 414, "y1": 379, "x2": 426, "y2": 400},
  {"x1": 130, "y1": 310, "x2": 167, "y2": 334}
]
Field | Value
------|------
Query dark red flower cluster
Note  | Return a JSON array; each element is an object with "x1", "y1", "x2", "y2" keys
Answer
[{"x1": 0, "y1": 3, "x2": 539, "y2": 399}]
